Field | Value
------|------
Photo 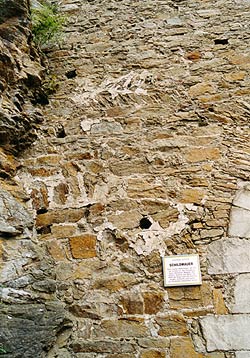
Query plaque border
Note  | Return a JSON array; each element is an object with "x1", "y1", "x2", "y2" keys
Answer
[{"x1": 162, "y1": 254, "x2": 202, "y2": 287}]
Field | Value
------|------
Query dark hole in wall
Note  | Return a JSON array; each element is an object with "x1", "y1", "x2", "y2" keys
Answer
[
  {"x1": 214, "y1": 39, "x2": 228, "y2": 45},
  {"x1": 56, "y1": 125, "x2": 66, "y2": 138},
  {"x1": 140, "y1": 217, "x2": 152, "y2": 229},
  {"x1": 65, "y1": 69, "x2": 77, "y2": 79}
]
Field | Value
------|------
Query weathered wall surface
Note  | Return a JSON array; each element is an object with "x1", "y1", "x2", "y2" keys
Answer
[
  {"x1": 0, "y1": 0, "x2": 45, "y2": 154},
  {"x1": 1, "y1": 0, "x2": 250, "y2": 357}
]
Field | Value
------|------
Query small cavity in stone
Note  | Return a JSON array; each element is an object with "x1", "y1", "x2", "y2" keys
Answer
[{"x1": 140, "y1": 217, "x2": 152, "y2": 229}]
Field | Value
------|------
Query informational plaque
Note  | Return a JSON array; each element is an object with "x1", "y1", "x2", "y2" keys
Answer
[{"x1": 162, "y1": 254, "x2": 202, "y2": 287}]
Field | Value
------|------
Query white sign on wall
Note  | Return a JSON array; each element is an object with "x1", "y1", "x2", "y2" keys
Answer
[{"x1": 162, "y1": 254, "x2": 202, "y2": 287}]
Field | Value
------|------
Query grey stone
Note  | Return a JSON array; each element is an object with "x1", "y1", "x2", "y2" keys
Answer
[
  {"x1": 228, "y1": 207, "x2": 250, "y2": 238},
  {"x1": 233, "y1": 186, "x2": 250, "y2": 211},
  {"x1": 0, "y1": 187, "x2": 33, "y2": 236},
  {"x1": 0, "y1": 303, "x2": 70, "y2": 358},
  {"x1": 235, "y1": 352, "x2": 250, "y2": 358},
  {"x1": 200, "y1": 315, "x2": 250, "y2": 351},
  {"x1": 231, "y1": 274, "x2": 250, "y2": 313},
  {"x1": 207, "y1": 238, "x2": 250, "y2": 274}
]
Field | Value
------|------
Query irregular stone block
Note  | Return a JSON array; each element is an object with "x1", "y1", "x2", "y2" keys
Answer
[
  {"x1": 156, "y1": 313, "x2": 187, "y2": 337},
  {"x1": 0, "y1": 187, "x2": 33, "y2": 236},
  {"x1": 207, "y1": 238, "x2": 250, "y2": 274},
  {"x1": 200, "y1": 314, "x2": 250, "y2": 351},
  {"x1": 93, "y1": 318, "x2": 149, "y2": 338},
  {"x1": 0, "y1": 303, "x2": 69, "y2": 358},
  {"x1": 71, "y1": 340, "x2": 135, "y2": 353},
  {"x1": 170, "y1": 337, "x2": 202, "y2": 358},
  {"x1": 69, "y1": 234, "x2": 97, "y2": 259}
]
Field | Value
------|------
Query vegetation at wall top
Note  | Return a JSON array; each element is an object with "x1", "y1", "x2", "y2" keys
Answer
[{"x1": 31, "y1": 1, "x2": 66, "y2": 47}]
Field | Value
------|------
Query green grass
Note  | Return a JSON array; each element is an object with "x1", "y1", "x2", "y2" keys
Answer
[{"x1": 31, "y1": 1, "x2": 66, "y2": 47}]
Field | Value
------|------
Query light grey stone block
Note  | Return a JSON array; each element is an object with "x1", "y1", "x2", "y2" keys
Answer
[
  {"x1": 228, "y1": 207, "x2": 250, "y2": 238},
  {"x1": 233, "y1": 186, "x2": 250, "y2": 211},
  {"x1": 200, "y1": 315, "x2": 250, "y2": 351},
  {"x1": 236, "y1": 352, "x2": 250, "y2": 358},
  {"x1": 231, "y1": 274, "x2": 250, "y2": 313},
  {"x1": 208, "y1": 238, "x2": 250, "y2": 274}
]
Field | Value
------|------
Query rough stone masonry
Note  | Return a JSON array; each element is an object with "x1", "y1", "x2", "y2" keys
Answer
[{"x1": 0, "y1": 0, "x2": 250, "y2": 357}]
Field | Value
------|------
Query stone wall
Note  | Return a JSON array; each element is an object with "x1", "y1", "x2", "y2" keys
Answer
[{"x1": 1, "y1": 0, "x2": 250, "y2": 357}]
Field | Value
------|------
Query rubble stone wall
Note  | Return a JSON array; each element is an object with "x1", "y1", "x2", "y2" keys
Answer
[{"x1": 1, "y1": 0, "x2": 250, "y2": 357}]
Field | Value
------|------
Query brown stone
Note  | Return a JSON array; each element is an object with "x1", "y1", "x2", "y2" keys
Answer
[
  {"x1": 120, "y1": 293, "x2": 144, "y2": 315},
  {"x1": 27, "y1": 167, "x2": 59, "y2": 177},
  {"x1": 151, "y1": 208, "x2": 179, "y2": 228},
  {"x1": 69, "y1": 234, "x2": 97, "y2": 259},
  {"x1": 51, "y1": 224, "x2": 77, "y2": 238},
  {"x1": 36, "y1": 155, "x2": 62, "y2": 166},
  {"x1": 143, "y1": 291, "x2": 164, "y2": 315},
  {"x1": 224, "y1": 71, "x2": 246, "y2": 82},
  {"x1": 170, "y1": 337, "x2": 203, "y2": 358},
  {"x1": 36, "y1": 208, "x2": 85, "y2": 228},
  {"x1": 128, "y1": 179, "x2": 166, "y2": 199},
  {"x1": 93, "y1": 274, "x2": 137, "y2": 291},
  {"x1": 156, "y1": 313, "x2": 188, "y2": 337},
  {"x1": 30, "y1": 184, "x2": 49, "y2": 212},
  {"x1": 108, "y1": 210, "x2": 141, "y2": 229},
  {"x1": 46, "y1": 240, "x2": 65, "y2": 261},
  {"x1": 0, "y1": 148, "x2": 18, "y2": 176},
  {"x1": 53, "y1": 182, "x2": 69, "y2": 205},
  {"x1": 94, "y1": 318, "x2": 149, "y2": 338},
  {"x1": 186, "y1": 51, "x2": 202, "y2": 61},
  {"x1": 139, "y1": 350, "x2": 165, "y2": 358},
  {"x1": 213, "y1": 289, "x2": 228, "y2": 314},
  {"x1": 189, "y1": 83, "x2": 214, "y2": 97},
  {"x1": 110, "y1": 160, "x2": 149, "y2": 176},
  {"x1": 138, "y1": 338, "x2": 170, "y2": 349},
  {"x1": 185, "y1": 148, "x2": 221, "y2": 163},
  {"x1": 179, "y1": 189, "x2": 205, "y2": 204}
]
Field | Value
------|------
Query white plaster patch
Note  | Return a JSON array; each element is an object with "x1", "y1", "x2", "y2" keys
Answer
[{"x1": 80, "y1": 118, "x2": 100, "y2": 132}]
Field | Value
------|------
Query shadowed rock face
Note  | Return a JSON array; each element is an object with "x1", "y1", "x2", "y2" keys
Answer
[
  {"x1": 0, "y1": 303, "x2": 70, "y2": 358},
  {"x1": 0, "y1": 0, "x2": 44, "y2": 153}
]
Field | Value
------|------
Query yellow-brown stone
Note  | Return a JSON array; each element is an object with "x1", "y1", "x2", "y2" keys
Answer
[
  {"x1": 46, "y1": 240, "x2": 65, "y2": 261},
  {"x1": 170, "y1": 337, "x2": 203, "y2": 358},
  {"x1": 69, "y1": 234, "x2": 97, "y2": 259},
  {"x1": 143, "y1": 291, "x2": 164, "y2": 315},
  {"x1": 213, "y1": 289, "x2": 228, "y2": 314},
  {"x1": 156, "y1": 313, "x2": 188, "y2": 337},
  {"x1": 185, "y1": 148, "x2": 221, "y2": 163},
  {"x1": 179, "y1": 189, "x2": 205, "y2": 204},
  {"x1": 140, "y1": 350, "x2": 165, "y2": 358}
]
